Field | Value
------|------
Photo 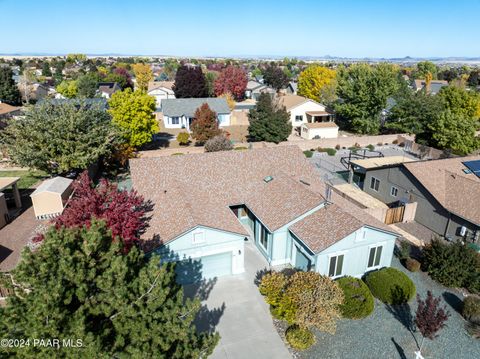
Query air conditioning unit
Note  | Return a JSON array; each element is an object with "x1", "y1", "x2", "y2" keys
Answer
[{"x1": 460, "y1": 226, "x2": 467, "y2": 237}]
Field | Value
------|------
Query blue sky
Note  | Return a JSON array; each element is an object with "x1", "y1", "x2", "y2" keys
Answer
[{"x1": 1, "y1": 0, "x2": 480, "y2": 57}]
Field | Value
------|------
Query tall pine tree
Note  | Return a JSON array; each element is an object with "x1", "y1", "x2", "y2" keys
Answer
[
  {"x1": 0, "y1": 221, "x2": 219, "y2": 358},
  {"x1": 248, "y1": 93, "x2": 292, "y2": 143},
  {"x1": 0, "y1": 67, "x2": 21, "y2": 105}
]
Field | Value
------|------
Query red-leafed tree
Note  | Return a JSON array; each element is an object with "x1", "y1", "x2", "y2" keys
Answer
[
  {"x1": 214, "y1": 66, "x2": 247, "y2": 100},
  {"x1": 34, "y1": 171, "x2": 146, "y2": 251},
  {"x1": 190, "y1": 103, "x2": 222, "y2": 144},
  {"x1": 415, "y1": 291, "x2": 450, "y2": 355},
  {"x1": 113, "y1": 67, "x2": 134, "y2": 89}
]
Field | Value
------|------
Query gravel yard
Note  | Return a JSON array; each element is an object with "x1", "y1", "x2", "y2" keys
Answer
[{"x1": 300, "y1": 257, "x2": 480, "y2": 359}]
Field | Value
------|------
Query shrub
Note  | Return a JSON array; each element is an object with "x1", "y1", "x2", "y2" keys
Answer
[
  {"x1": 285, "y1": 325, "x2": 315, "y2": 350},
  {"x1": 377, "y1": 142, "x2": 383, "y2": 146},
  {"x1": 259, "y1": 272, "x2": 288, "y2": 307},
  {"x1": 405, "y1": 258, "x2": 421, "y2": 272},
  {"x1": 365, "y1": 267, "x2": 416, "y2": 304},
  {"x1": 399, "y1": 142, "x2": 405, "y2": 147},
  {"x1": 204, "y1": 134, "x2": 233, "y2": 152},
  {"x1": 423, "y1": 238, "x2": 480, "y2": 292},
  {"x1": 234, "y1": 146, "x2": 248, "y2": 151},
  {"x1": 366, "y1": 144, "x2": 375, "y2": 151},
  {"x1": 337, "y1": 276, "x2": 374, "y2": 319},
  {"x1": 317, "y1": 147, "x2": 336, "y2": 156},
  {"x1": 466, "y1": 321, "x2": 480, "y2": 338},
  {"x1": 284, "y1": 271, "x2": 344, "y2": 334},
  {"x1": 392, "y1": 139, "x2": 399, "y2": 145},
  {"x1": 397, "y1": 241, "x2": 411, "y2": 261},
  {"x1": 303, "y1": 150, "x2": 313, "y2": 158},
  {"x1": 463, "y1": 296, "x2": 480, "y2": 323},
  {"x1": 171, "y1": 152, "x2": 184, "y2": 156},
  {"x1": 335, "y1": 144, "x2": 341, "y2": 150},
  {"x1": 176, "y1": 131, "x2": 190, "y2": 145}
]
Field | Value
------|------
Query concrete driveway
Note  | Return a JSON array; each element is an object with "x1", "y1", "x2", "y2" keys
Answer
[{"x1": 187, "y1": 241, "x2": 291, "y2": 359}]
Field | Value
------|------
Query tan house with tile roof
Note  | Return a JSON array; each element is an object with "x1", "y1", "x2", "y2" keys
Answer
[
  {"x1": 362, "y1": 155, "x2": 480, "y2": 242},
  {"x1": 130, "y1": 146, "x2": 397, "y2": 283}
]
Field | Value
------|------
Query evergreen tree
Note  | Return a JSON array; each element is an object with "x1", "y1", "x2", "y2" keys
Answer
[
  {"x1": 0, "y1": 67, "x2": 21, "y2": 105},
  {"x1": 0, "y1": 221, "x2": 219, "y2": 358},
  {"x1": 77, "y1": 73, "x2": 99, "y2": 98},
  {"x1": 248, "y1": 93, "x2": 292, "y2": 143},
  {"x1": 173, "y1": 65, "x2": 208, "y2": 98},
  {"x1": 0, "y1": 100, "x2": 116, "y2": 174},
  {"x1": 42, "y1": 61, "x2": 52, "y2": 77}
]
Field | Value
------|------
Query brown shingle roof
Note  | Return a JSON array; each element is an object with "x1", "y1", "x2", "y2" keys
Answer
[
  {"x1": 289, "y1": 203, "x2": 364, "y2": 253},
  {"x1": 403, "y1": 156, "x2": 480, "y2": 225},
  {"x1": 275, "y1": 94, "x2": 309, "y2": 110},
  {"x1": 147, "y1": 81, "x2": 174, "y2": 92},
  {"x1": 0, "y1": 103, "x2": 21, "y2": 116},
  {"x1": 130, "y1": 146, "x2": 397, "y2": 251}
]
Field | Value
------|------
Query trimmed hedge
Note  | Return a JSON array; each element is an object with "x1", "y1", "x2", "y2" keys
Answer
[
  {"x1": 365, "y1": 267, "x2": 416, "y2": 304},
  {"x1": 303, "y1": 150, "x2": 313, "y2": 158},
  {"x1": 285, "y1": 325, "x2": 315, "y2": 350},
  {"x1": 463, "y1": 296, "x2": 480, "y2": 323},
  {"x1": 337, "y1": 276, "x2": 374, "y2": 319},
  {"x1": 405, "y1": 258, "x2": 421, "y2": 272}
]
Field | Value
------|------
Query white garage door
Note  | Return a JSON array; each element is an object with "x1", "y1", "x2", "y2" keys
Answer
[
  {"x1": 175, "y1": 251, "x2": 232, "y2": 284},
  {"x1": 200, "y1": 252, "x2": 232, "y2": 280}
]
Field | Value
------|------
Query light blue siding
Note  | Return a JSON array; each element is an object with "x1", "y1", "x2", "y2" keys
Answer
[
  {"x1": 313, "y1": 227, "x2": 396, "y2": 278},
  {"x1": 153, "y1": 226, "x2": 246, "y2": 283}
]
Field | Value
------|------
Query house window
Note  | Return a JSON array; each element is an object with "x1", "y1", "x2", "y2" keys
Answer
[
  {"x1": 171, "y1": 117, "x2": 180, "y2": 125},
  {"x1": 260, "y1": 226, "x2": 269, "y2": 251},
  {"x1": 295, "y1": 115, "x2": 303, "y2": 122},
  {"x1": 192, "y1": 232, "x2": 205, "y2": 244},
  {"x1": 390, "y1": 186, "x2": 398, "y2": 197},
  {"x1": 328, "y1": 254, "x2": 344, "y2": 277},
  {"x1": 370, "y1": 177, "x2": 380, "y2": 192},
  {"x1": 367, "y1": 245, "x2": 383, "y2": 269}
]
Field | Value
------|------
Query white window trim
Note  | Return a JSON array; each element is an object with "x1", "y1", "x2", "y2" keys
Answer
[
  {"x1": 366, "y1": 243, "x2": 385, "y2": 270},
  {"x1": 192, "y1": 231, "x2": 205, "y2": 245},
  {"x1": 327, "y1": 251, "x2": 347, "y2": 279},
  {"x1": 370, "y1": 177, "x2": 380, "y2": 192},
  {"x1": 390, "y1": 186, "x2": 398, "y2": 197}
]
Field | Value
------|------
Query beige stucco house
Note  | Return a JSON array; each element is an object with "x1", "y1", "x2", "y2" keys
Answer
[
  {"x1": 30, "y1": 177, "x2": 73, "y2": 220},
  {"x1": 275, "y1": 95, "x2": 337, "y2": 138}
]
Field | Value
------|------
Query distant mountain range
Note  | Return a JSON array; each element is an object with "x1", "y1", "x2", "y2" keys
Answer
[{"x1": 1, "y1": 53, "x2": 480, "y2": 64}]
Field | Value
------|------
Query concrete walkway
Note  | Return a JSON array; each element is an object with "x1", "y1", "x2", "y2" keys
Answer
[{"x1": 201, "y1": 241, "x2": 291, "y2": 359}]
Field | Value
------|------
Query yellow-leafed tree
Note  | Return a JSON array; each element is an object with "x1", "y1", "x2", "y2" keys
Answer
[
  {"x1": 108, "y1": 88, "x2": 158, "y2": 148},
  {"x1": 298, "y1": 65, "x2": 337, "y2": 104},
  {"x1": 132, "y1": 63, "x2": 153, "y2": 92}
]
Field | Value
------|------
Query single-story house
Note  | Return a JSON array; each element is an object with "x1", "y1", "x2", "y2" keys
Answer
[
  {"x1": 413, "y1": 79, "x2": 448, "y2": 95},
  {"x1": 160, "y1": 98, "x2": 231, "y2": 131},
  {"x1": 360, "y1": 155, "x2": 480, "y2": 242},
  {"x1": 30, "y1": 177, "x2": 73, "y2": 220},
  {"x1": 275, "y1": 94, "x2": 337, "y2": 137},
  {"x1": 245, "y1": 80, "x2": 276, "y2": 100},
  {"x1": 97, "y1": 82, "x2": 121, "y2": 99},
  {"x1": 130, "y1": 146, "x2": 397, "y2": 283},
  {"x1": 147, "y1": 81, "x2": 175, "y2": 107}
]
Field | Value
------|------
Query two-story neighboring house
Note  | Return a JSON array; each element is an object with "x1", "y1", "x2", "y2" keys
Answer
[
  {"x1": 147, "y1": 81, "x2": 175, "y2": 107},
  {"x1": 160, "y1": 98, "x2": 231, "y2": 131},
  {"x1": 359, "y1": 156, "x2": 480, "y2": 242},
  {"x1": 275, "y1": 94, "x2": 337, "y2": 138}
]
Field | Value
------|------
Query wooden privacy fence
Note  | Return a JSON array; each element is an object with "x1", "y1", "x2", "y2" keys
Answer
[{"x1": 385, "y1": 206, "x2": 405, "y2": 225}]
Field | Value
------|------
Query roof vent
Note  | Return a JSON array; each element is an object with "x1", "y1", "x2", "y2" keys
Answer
[{"x1": 263, "y1": 176, "x2": 274, "y2": 183}]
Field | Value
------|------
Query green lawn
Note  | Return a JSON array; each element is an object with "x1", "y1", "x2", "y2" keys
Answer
[{"x1": 0, "y1": 170, "x2": 48, "y2": 190}]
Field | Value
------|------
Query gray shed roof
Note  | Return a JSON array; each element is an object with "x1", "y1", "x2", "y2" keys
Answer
[
  {"x1": 31, "y1": 177, "x2": 73, "y2": 197},
  {"x1": 161, "y1": 98, "x2": 230, "y2": 118}
]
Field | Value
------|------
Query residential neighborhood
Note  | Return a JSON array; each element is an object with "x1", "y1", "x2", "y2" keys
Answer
[{"x1": 0, "y1": 1, "x2": 480, "y2": 358}]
